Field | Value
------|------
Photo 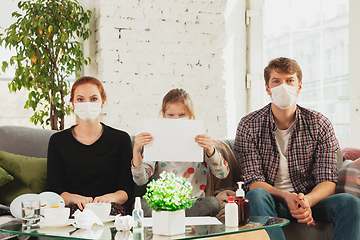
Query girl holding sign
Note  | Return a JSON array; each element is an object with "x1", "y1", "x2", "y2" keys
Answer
[{"x1": 131, "y1": 88, "x2": 229, "y2": 217}]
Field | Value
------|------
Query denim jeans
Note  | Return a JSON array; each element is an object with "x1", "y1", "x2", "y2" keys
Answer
[{"x1": 246, "y1": 188, "x2": 360, "y2": 240}]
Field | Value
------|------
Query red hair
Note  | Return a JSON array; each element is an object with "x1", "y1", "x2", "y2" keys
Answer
[{"x1": 70, "y1": 76, "x2": 107, "y2": 103}]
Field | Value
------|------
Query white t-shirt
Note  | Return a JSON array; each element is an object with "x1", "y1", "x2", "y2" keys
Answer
[{"x1": 274, "y1": 125, "x2": 295, "y2": 192}]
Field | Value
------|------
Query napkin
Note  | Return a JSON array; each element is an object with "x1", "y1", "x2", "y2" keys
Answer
[
  {"x1": 73, "y1": 209, "x2": 104, "y2": 229},
  {"x1": 114, "y1": 215, "x2": 133, "y2": 231}
]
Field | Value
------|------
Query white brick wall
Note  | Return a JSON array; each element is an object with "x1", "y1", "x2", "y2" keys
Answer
[{"x1": 91, "y1": 0, "x2": 246, "y2": 139}]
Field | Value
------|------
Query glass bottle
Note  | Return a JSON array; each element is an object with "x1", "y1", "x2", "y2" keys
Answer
[{"x1": 235, "y1": 182, "x2": 250, "y2": 226}]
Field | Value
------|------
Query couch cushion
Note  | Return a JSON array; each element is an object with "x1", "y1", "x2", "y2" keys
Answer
[
  {"x1": 0, "y1": 125, "x2": 56, "y2": 158},
  {"x1": 0, "y1": 167, "x2": 14, "y2": 187},
  {"x1": 335, "y1": 159, "x2": 360, "y2": 197},
  {"x1": 0, "y1": 151, "x2": 47, "y2": 205}
]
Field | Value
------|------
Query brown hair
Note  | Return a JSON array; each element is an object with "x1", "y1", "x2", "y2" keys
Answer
[
  {"x1": 264, "y1": 57, "x2": 302, "y2": 86},
  {"x1": 160, "y1": 88, "x2": 195, "y2": 119},
  {"x1": 70, "y1": 76, "x2": 107, "y2": 103}
]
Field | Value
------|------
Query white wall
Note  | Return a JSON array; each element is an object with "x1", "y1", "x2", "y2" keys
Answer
[{"x1": 85, "y1": 0, "x2": 247, "y2": 139}]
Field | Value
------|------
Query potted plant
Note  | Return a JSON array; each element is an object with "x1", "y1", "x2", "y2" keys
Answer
[
  {"x1": 144, "y1": 171, "x2": 195, "y2": 236},
  {"x1": 0, "y1": 0, "x2": 92, "y2": 130}
]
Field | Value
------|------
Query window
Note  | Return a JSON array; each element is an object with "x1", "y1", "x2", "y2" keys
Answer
[
  {"x1": 263, "y1": 0, "x2": 350, "y2": 140},
  {"x1": 0, "y1": 0, "x2": 76, "y2": 129}
]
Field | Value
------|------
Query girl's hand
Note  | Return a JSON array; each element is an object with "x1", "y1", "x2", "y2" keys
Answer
[
  {"x1": 195, "y1": 134, "x2": 215, "y2": 157},
  {"x1": 133, "y1": 133, "x2": 153, "y2": 153}
]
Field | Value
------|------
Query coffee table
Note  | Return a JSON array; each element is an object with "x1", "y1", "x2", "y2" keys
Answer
[{"x1": 0, "y1": 216, "x2": 289, "y2": 239}]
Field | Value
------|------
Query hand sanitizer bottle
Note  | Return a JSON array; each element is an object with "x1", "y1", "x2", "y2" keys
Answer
[
  {"x1": 132, "y1": 197, "x2": 144, "y2": 229},
  {"x1": 225, "y1": 196, "x2": 238, "y2": 227},
  {"x1": 235, "y1": 181, "x2": 250, "y2": 226}
]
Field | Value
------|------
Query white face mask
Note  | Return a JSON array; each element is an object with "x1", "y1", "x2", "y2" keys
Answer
[
  {"x1": 270, "y1": 84, "x2": 299, "y2": 110},
  {"x1": 74, "y1": 102, "x2": 102, "y2": 123}
]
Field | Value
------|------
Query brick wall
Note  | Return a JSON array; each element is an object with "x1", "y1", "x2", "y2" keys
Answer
[{"x1": 91, "y1": 0, "x2": 245, "y2": 139}]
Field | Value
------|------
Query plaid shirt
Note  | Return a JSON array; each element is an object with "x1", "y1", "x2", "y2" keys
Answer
[{"x1": 234, "y1": 103, "x2": 338, "y2": 194}]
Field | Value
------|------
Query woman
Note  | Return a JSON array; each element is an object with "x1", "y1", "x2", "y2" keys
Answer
[{"x1": 47, "y1": 76, "x2": 134, "y2": 215}]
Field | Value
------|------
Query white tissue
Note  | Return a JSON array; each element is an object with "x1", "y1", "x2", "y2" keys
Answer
[
  {"x1": 114, "y1": 215, "x2": 134, "y2": 231},
  {"x1": 72, "y1": 209, "x2": 104, "y2": 229},
  {"x1": 115, "y1": 230, "x2": 134, "y2": 240}
]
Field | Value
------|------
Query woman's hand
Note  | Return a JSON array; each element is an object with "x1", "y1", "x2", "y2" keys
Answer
[
  {"x1": 93, "y1": 194, "x2": 113, "y2": 203},
  {"x1": 94, "y1": 191, "x2": 128, "y2": 205},
  {"x1": 195, "y1": 134, "x2": 215, "y2": 157},
  {"x1": 61, "y1": 192, "x2": 93, "y2": 210}
]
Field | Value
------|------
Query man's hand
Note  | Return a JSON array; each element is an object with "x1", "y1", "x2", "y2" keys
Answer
[{"x1": 287, "y1": 193, "x2": 315, "y2": 226}]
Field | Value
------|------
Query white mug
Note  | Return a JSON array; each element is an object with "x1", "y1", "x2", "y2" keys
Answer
[
  {"x1": 85, "y1": 203, "x2": 111, "y2": 220},
  {"x1": 43, "y1": 207, "x2": 70, "y2": 224}
]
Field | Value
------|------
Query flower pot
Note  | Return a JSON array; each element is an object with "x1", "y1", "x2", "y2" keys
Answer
[{"x1": 152, "y1": 210, "x2": 185, "y2": 236}]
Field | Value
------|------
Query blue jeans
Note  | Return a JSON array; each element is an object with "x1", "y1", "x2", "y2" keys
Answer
[{"x1": 246, "y1": 188, "x2": 360, "y2": 240}]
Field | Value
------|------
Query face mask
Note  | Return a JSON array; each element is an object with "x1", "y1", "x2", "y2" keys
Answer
[
  {"x1": 270, "y1": 84, "x2": 298, "y2": 110},
  {"x1": 74, "y1": 102, "x2": 102, "y2": 123}
]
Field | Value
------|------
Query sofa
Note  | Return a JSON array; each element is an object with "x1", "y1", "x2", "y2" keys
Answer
[{"x1": 0, "y1": 125, "x2": 346, "y2": 240}]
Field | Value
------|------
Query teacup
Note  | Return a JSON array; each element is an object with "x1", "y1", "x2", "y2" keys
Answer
[
  {"x1": 43, "y1": 207, "x2": 70, "y2": 224},
  {"x1": 85, "y1": 203, "x2": 111, "y2": 221}
]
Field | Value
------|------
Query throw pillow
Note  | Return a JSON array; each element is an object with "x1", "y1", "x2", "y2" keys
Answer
[
  {"x1": 335, "y1": 158, "x2": 360, "y2": 198},
  {"x1": 0, "y1": 167, "x2": 14, "y2": 187},
  {"x1": 0, "y1": 150, "x2": 47, "y2": 205},
  {"x1": 341, "y1": 147, "x2": 360, "y2": 161}
]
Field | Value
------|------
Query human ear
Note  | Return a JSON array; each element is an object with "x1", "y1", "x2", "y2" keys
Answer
[
  {"x1": 265, "y1": 83, "x2": 271, "y2": 96},
  {"x1": 297, "y1": 81, "x2": 302, "y2": 95}
]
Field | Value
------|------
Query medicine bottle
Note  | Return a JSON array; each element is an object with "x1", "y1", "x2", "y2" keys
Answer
[
  {"x1": 225, "y1": 196, "x2": 238, "y2": 227},
  {"x1": 235, "y1": 181, "x2": 250, "y2": 226}
]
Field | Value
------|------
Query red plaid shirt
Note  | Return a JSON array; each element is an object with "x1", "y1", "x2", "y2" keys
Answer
[{"x1": 234, "y1": 103, "x2": 338, "y2": 194}]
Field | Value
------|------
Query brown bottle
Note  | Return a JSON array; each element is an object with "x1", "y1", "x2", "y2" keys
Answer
[{"x1": 235, "y1": 182, "x2": 250, "y2": 226}]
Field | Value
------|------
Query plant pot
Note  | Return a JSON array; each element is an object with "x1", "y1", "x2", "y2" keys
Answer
[{"x1": 152, "y1": 210, "x2": 185, "y2": 236}]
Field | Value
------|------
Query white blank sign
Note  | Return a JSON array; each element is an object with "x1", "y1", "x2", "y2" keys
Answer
[{"x1": 143, "y1": 119, "x2": 204, "y2": 162}]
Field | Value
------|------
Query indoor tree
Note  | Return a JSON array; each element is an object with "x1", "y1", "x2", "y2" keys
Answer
[{"x1": 0, "y1": 0, "x2": 92, "y2": 130}]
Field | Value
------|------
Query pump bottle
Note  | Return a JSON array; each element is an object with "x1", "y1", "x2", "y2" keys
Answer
[
  {"x1": 132, "y1": 197, "x2": 144, "y2": 229},
  {"x1": 235, "y1": 181, "x2": 250, "y2": 226},
  {"x1": 225, "y1": 196, "x2": 238, "y2": 227}
]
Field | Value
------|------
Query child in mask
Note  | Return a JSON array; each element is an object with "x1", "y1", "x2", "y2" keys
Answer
[
  {"x1": 132, "y1": 88, "x2": 229, "y2": 217},
  {"x1": 47, "y1": 76, "x2": 134, "y2": 215}
]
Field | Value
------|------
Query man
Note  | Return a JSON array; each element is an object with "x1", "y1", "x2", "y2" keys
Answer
[{"x1": 234, "y1": 57, "x2": 360, "y2": 240}]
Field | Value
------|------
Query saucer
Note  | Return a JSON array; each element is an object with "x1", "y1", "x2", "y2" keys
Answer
[
  {"x1": 101, "y1": 215, "x2": 116, "y2": 223},
  {"x1": 36, "y1": 191, "x2": 65, "y2": 208},
  {"x1": 39, "y1": 219, "x2": 74, "y2": 227}
]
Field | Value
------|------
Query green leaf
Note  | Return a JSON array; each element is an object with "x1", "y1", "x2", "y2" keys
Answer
[
  {"x1": 2, "y1": 61, "x2": 8, "y2": 73},
  {"x1": 3, "y1": 0, "x2": 93, "y2": 130}
]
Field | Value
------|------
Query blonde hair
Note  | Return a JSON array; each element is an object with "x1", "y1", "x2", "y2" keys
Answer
[{"x1": 160, "y1": 88, "x2": 195, "y2": 119}]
